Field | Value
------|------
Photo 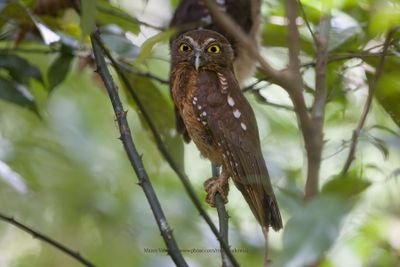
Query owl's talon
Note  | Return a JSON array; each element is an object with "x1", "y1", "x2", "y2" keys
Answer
[{"x1": 203, "y1": 174, "x2": 229, "y2": 207}]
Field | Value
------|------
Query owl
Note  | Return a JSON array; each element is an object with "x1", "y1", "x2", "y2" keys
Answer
[
  {"x1": 170, "y1": 0, "x2": 262, "y2": 142},
  {"x1": 170, "y1": 29, "x2": 282, "y2": 231}
]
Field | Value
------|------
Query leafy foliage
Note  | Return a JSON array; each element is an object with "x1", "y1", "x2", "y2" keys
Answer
[{"x1": 0, "y1": 0, "x2": 399, "y2": 267}]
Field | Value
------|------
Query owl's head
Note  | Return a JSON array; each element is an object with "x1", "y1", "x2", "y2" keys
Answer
[{"x1": 171, "y1": 29, "x2": 234, "y2": 70}]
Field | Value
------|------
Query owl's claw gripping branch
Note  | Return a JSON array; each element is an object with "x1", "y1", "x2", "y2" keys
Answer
[{"x1": 203, "y1": 171, "x2": 230, "y2": 207}]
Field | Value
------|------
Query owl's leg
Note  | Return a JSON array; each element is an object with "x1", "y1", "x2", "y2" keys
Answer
[{"x1": 203, "y1": 170, "x2": 230, "y2": 207}]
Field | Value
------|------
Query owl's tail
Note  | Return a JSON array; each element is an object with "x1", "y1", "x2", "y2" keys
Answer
[
  {"x1": 234, "y1": 179, "x2": 283, "y2": 231},
  {"x1": 232, "y1": 154, "x2": 283, "y2": 231}
]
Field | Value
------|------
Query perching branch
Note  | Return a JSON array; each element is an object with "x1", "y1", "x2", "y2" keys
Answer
[
  {"x1": 0, "y1": 212, "x2": 96, "y2": 267},
  {"x1": 92, "y1": 33, "x2": 239, "y2": 267},
  {"x1": 91, "y1": 32, "x2": 188, "y2": 267},
  {"x1": 341, "y1": 28, "x2": 397, "y2": 175},
  {"x1": 212, "y1": 164, "x2": 232, "y2": 267}
]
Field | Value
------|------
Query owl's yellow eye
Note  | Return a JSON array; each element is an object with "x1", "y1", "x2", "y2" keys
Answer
[
  {"x1": 207, "y1": 45, "x2": 221, "y2": 53},
  {"x1": 179, "y1": 43, "x2": 192, "y2": 52}
]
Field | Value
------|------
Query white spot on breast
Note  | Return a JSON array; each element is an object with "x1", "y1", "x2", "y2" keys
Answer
[
  {"x1": 241, "y1": 122, "x2": 247, "y2": 131},
  {"x1": 216, "y1": 0, "x2": 225, "y2": 5},
  {"x1": 233, "y1": 109, "x2": 241, "y2": 118},
  {"x1": 198, "y1": 105, "x2": 202, "y2": 110},
  {"x1": 197, "y1": 117, "x2": 201, "y2": 121},
  {"x1": 193, "y1": 97, "x2": 198, "y2": 101},
  {"x1": 227, "y1": 96, "x2": 235, "y2": 107},
  {"x1": 202, "y1": 111, "x2": 207, "y2": 116},
  {"x1": 202, "y1": 121, "x2": 207, "y2": 126}
]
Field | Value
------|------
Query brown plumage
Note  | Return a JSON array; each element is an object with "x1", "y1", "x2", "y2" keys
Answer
[
  {"x1": 170, "y1": 29, "x2": 282, "y2": 231},
  {"x1": 170, "y1": 0, "x2": 262, "y2": 142}
]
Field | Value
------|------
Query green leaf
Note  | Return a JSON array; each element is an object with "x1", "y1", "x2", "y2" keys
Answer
[
  {"x1": 369, "y1": 1, "x2": 400, "y2": 36},
  {"x1": 375, "y1": 72, "x2": 400, "y2": 128},
  {"x1": 134, "y1": 29, "x2": 176, "y2": 66},
  {"x1": 0, "y1": 77, "x2": 38, "y2": 113},
  {"x1": 272, "y1": 195, "x2": 349, "y2": 267},
  {"x1": 101, "y1": 33, "x2": 140, "y2": 59},
  {"x1": 329, "y1": 12, "x2": 363, "y2": 51},
  {"x1": 96, "y1": 0, "x2": 140, "y2": 34},
  {"x1": 47, "y1": 52, "x2": 74, "y2": 91},
  {"x1": 322, "y1": 172, "x2": 371, "y2": 198},
  {"x1": 0, "y1": 2, "x2": 34, "y2": 29},
  {"x1": 81, "y1": 0, "x2": 97, "y2": 40},
  {"x1": 0, "y1": 54, "x2": 43, "y2": 84},
  {"x1": 366, "y1": 135, "x2": 390, "y2": 159},
  {"x1": 367, "y1": 124, "x2": 400, "y2": 138}
]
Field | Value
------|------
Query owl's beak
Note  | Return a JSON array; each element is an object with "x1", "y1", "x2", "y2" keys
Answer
[{"x1": 194, "y1": 54, "x2": 202, "y2": 71}]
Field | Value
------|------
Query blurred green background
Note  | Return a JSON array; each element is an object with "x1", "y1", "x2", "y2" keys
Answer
[{"x1": 0, "y1": 0, "x2": 399, "y2": 266}]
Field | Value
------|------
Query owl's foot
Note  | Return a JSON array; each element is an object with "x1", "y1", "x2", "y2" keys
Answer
[{"x1": 203, "y1": 171, "x2": 230, "y2": 207}]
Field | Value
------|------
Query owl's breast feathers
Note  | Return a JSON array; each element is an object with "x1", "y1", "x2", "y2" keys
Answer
[{"x1": 171, "y1": 65, "x2": 282, "y2": 230}]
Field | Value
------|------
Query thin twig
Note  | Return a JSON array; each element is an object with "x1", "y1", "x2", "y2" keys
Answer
[
  {"x1": 298, "y1": 0, "x2": 318, "y2": 44},
  {"x1": 301, "y1": 51, "x2": 396, "y2": 68},
  {"x1": 0, "y1": 47, "x2": 60, "y2": 54},
  {"x1": 92, "y1": 33, "x2": 240, "y2": 267},
  {"x1": 212, "y1": 164, "x2": 232, "y2": 267},
  {"x1": 0, "y1": 212, "x2": 96, "y2": 267},
  {"x1": 251, "y1": 89, "x2": 296, "y2": 112},
  {"x1": 341, "y1": 29, "x2": 397, "y2": 175},
  {"x1": 116, "y1": 61, "x2": 169, "y2": 84},
  {"x1": 91, "y1": 32, "x2": 188, "y2": 267}
]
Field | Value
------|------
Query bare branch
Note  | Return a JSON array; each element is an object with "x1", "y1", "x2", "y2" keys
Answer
[
  {"x1": 305, "y1": 14, "x2": 331, "y2": 200},
  {"x1": 91, "y1": 32, "x2": 188, "y2": 267},
  {"x1": 93, "y1": 34, "x2": 240, "y2": 267},
  {"x1": 341, "y1": 28, "x2": 397, "y2": 175},
  {"x1": 0, "y1": 212, "x2": 96, "y2": 267},
  {"x1": 212, "y1": 164, "x2": 232, "y2": 267},
  {"x1": 286, "y1": 0, "x2": 302, "y2": 79}
]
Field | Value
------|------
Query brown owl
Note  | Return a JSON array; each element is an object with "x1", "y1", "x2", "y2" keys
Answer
[
  {"x1": 170, "y1": 0, "x2": 262, "y2": 142},
  {"x1": 170, "y1": 29, "x2": 282, "y2": 231}
]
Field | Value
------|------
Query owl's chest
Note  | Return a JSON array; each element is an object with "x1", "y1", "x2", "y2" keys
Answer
[
  {"x1": 178, "y1": 71, "x2": 223, "y2": 162},
  {"x1": 181, "y1": 85, "x2": 215, "y2": 158}
]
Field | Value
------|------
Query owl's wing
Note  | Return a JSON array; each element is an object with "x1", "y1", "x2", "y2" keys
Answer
[{"x1": 197, "y1": 70, "x2": 282, "y2": 230}]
